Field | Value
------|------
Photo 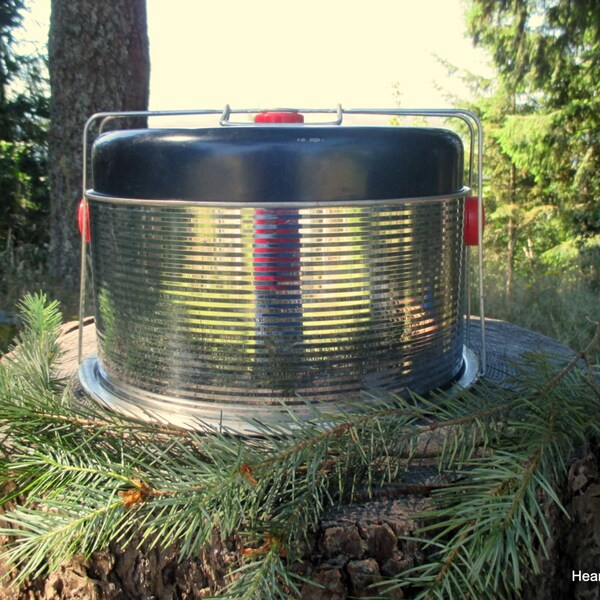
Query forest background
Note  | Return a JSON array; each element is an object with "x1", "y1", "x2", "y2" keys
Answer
[{"x1": 0, "y1": 0, "x2": 598, "y2": 357}]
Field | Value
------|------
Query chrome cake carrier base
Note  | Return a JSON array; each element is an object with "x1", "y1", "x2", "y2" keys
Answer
[{"x1": 77, "y1": 106, "x2": 486, "y2": 435}]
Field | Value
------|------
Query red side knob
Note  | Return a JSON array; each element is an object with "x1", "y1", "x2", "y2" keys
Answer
[
  {"x1": 463, "y1": 195, "x2": 485, "y2": 246},
  {"x1": 78, "y1": 199, "x2": 91, "y2": 243},
  {"x1": 255, "y1": 110, "x2": 304, "y2": 123}
]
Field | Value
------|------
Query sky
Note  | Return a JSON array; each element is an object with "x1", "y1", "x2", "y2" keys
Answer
[{"x1": 19, "y1": 0, "x2": 493, "y2": 115}]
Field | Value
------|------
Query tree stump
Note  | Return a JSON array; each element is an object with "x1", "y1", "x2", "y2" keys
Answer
[{"x1": 1, "y1": 318, "x2": 598, "y2": 599}]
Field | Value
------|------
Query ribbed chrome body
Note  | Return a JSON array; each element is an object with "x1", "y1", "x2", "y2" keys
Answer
[{"x1": 86, "y1": 194, "x2": 466, "y2": 421}]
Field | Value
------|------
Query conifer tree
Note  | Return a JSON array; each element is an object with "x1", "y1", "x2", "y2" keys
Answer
[
  {"x1": 0, "y1": 0, "x2": 48, "y2": 251},
  {"x1": 467, "y1": 0, "x2": 600, "y2": 270}
]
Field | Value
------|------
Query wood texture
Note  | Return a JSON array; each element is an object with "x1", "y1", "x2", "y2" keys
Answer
[
  {"x1": 47, "y1": 0, "x2": 149, "y2": 287},
  {"x1": 1, "y1": 319, "x2": 596, "y2": 599}
]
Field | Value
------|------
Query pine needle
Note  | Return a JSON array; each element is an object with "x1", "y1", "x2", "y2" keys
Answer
[{"x1": 0, "y1": 294, "x2": 598, "y2": 598}]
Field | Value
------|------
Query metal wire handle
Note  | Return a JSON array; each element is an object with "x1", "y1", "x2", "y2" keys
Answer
[
  {"x1": 219, "y1": 104, "x2": 344, "y2": 126},
  {"x1": 79, "y1": 106, "x2": 486, "y2": 375}
]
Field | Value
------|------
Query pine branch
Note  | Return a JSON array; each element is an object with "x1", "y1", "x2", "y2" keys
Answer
[
  {"x1": 541, "y1": 319, "x2": 600, "y2": 391},
  {"x1": 1, "y1": 293, "x2": 64, "y2": 394},
  {"x1": 0, "y1": 293, "x2": 598, "y2": 598},
  {"x1": 375, "y1": 333, "x2": 600, "y2": 599},
  {"x1": 216, "y1": 544, "x2": 302, "y2": 600},
  {"x1": 0, "y1": 492, "x2": 128, "y2": 584}
]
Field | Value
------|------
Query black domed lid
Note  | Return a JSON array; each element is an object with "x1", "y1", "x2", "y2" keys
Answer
[{"x1": 91, "y1": 126, "x2": 464, "y2": 202}]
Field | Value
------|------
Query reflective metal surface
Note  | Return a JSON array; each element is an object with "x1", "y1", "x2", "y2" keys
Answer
[
  {"x1": 83, "y1": 194, "x2": 466, "y2": 424},
  {"x1": 79, "y1": 107, "x2": 486, "y2": 375},
  {"x1": 79, "y1": 347, "x2": 478, "y2": 434}
]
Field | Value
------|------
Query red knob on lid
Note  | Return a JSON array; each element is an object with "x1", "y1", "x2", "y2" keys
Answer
[{"x1": 255, "y1": 111, "x2": 304, "y2": 123}]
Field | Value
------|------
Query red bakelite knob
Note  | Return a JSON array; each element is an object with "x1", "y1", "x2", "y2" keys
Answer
[
  {"x1": 254, "y1": 110, "x2": 304, "y2": 123},
  {"x1": 78, "y1": 199, "x2": 91, "y2": 243},
  {"x1": 463, "y1": 195, "x2": 485, "y2": 246}
]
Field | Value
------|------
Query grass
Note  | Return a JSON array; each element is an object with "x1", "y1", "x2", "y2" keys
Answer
[
  {"x1": 0, "y1": 240, "x2": 82, "y2": 354},
  {"x1": 479, "y1": 256, "x2": 600, "y2": 363}
]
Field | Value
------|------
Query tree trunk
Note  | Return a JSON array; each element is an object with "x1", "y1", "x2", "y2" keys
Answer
[
  {"x1": 47, "y1": 0, "x2": 149, "y2": 288},
  {"x1": 506, "y1": 164, "x2": 517, "y2": 299},
  {"x1": 506, "y1": 213, "x2": 516, "y2": 298}
]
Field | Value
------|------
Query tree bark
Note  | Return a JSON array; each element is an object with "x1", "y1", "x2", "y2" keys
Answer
[
  {"x1": 1, "y1": 319, "x2": 597, "y2": 598},
  {"x1": 506, "y1": 163, "x2": 517, "y2": 299},
  {"x1": 47, "y1": 0, "x2": 149, "y2": 288}
]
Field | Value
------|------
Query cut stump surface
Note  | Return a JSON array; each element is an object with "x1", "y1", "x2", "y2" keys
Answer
[{"x1": 1, "y1": 318, "x2": 596, "y2": 599}]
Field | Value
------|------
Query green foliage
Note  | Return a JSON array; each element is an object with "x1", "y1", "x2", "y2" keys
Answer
[
  {"x1": 0, "y1": 233, "x2": 46, "y2": 308},
  {"x1": 467, "y1": 0, "x2": 600, "y2": 249},
  {"x1": 0, "y1": 0, "x2": 49, "y2": 252},
  {"x1": 481, "y1": 254, "x2": 600, "y2": 364},
  {"x1": 494, "y1": 112, "x2": 557, "y2": 184},
  {"x1": 449, "y1": 0, "x2": 600, "y2": 329},
  {"x1": 0, "y1": 295, "x2": 598, "y2": 598},
  {"x1": 377, "y1": 351, "x2": 600, "y2": 599}
]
